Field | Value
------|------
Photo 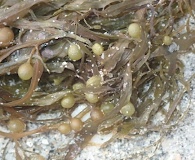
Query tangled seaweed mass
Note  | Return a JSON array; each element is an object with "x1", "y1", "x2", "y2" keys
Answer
[{"x1": 0, "y1": 0, "x2": 194, "y2": 159}]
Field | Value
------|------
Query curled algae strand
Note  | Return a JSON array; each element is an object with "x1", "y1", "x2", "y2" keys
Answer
[{"x1": 0, "y1": 0, "x2": 193, "y2": 159}]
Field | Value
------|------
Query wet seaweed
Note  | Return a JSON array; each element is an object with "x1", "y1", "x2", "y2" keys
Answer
[{"x1": 0, "y1": 0, "x2": 194, "y2": 159}]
